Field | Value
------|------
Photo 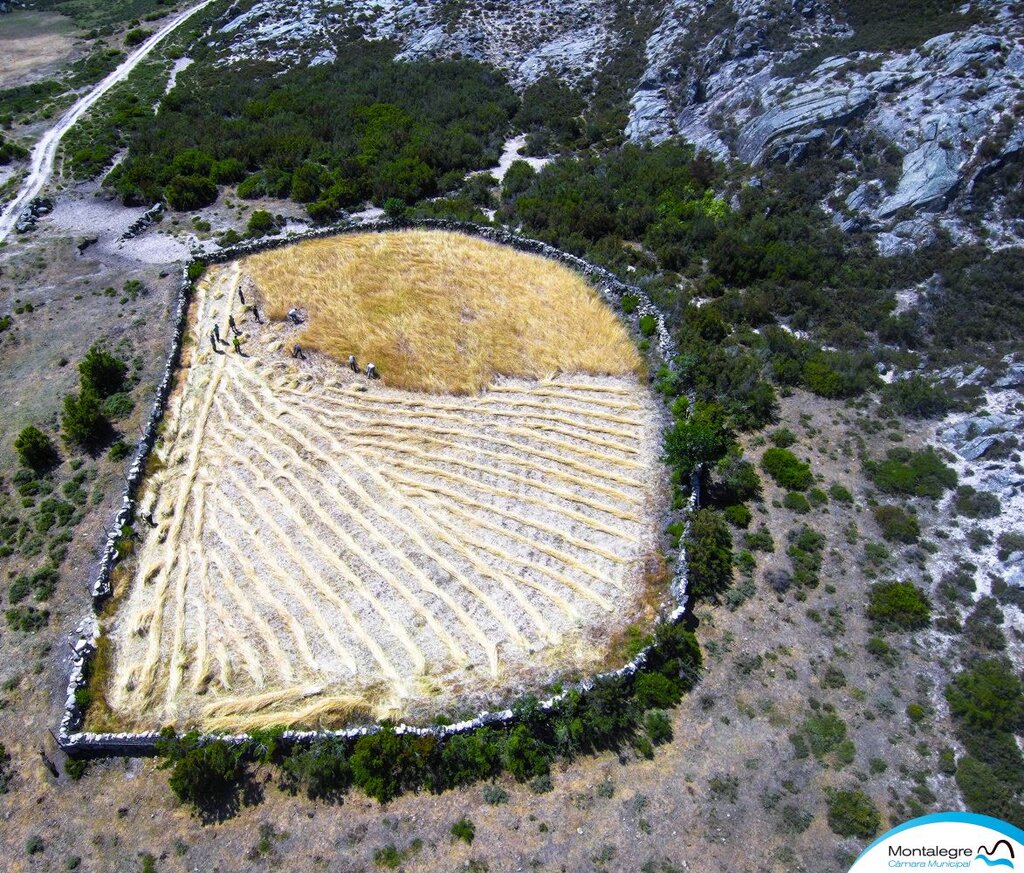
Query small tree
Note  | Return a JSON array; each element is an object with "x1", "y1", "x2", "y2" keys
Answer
[
  {"x1": 79, "y1": 344, "x2": 127, "y2": 398},
  {"x1": 61, "y1": 389, "x2": 109, "y2": 449},
  {"x1": 14, "y1": 425, "x2": 57, "y2": 472},
  {"x1": 684, "y1": 508, "x2": 734, "y2": 600}
]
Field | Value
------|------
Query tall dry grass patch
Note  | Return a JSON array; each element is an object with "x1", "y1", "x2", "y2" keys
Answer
[{"x1": 242, "y1": 230, "x2": 642, "y2": 394}]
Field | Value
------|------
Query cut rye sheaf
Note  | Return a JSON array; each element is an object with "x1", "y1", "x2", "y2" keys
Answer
[{"x1": 104, "y1": 243, "x2": 666, "y2": 732}]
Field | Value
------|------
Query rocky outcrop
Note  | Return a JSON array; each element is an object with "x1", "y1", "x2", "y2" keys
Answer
[{"x1": 736, "y1": 86, "x2": 871, "y2": 164}]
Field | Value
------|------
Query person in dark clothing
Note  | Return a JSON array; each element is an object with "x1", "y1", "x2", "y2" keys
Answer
[
  {"x1": 239, "y1": 288, "x2": 246, "y2": 305},
  {"x1": 209, "y1": 330, "x2": 218, "y2": 352},
  {"x1": 229, "y1": 314, "x2": 239, "y2": 336},
  {"x1": 213, "y1": 322, "x2": 221, "y2": 344},
  {"x1": 251, "y1": 305, "x2": 262, "y2": 324},
  {"x1": 292, "y1": 344, "x2": 305, "y2": 360}
]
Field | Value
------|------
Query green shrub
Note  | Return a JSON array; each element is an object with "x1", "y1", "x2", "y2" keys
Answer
[
  {"x1": 829, "y1": 483, "x2": 853, "y2": 503},
  {"x1": 350, "y1": 727, "x2": 435, "y2": 803},
  {"x1": 643, "y1": 710, "x2": 673, "y2": 745},
  {"x1": 787, "y1": 526, "x2": 825, "y2": 589},
  {"x1": 5, "y1": 605, "x2": 49, "y2": 631},
  {"x1": 955, "y1": 756, "x2": 1024, "y2": 826},
  {"x1": 61, "y1": 389, "x2": 110, "y2": 449},
  {"x1": 435, "y1": 728, "x2": 502, "y2": 789},
  {"x1": 14, "y1": 426, "x2": 58, "y2": 472},
  {"x1": 156, "y1": 730, "x2": 245, "y2": 811},
  {"x1": 953, "y1": 485, "x2": 1001, "y2": 519},
  {"x1": 124, "y1": 28, "x2": 151, "y2": 46},
  {"x1": 803, "y1": 712, "x2": 848, "y2": 758},
  {"x1": 783, "y1": 491, "x2": 811, "y2": 514},
  {"x1": 945, "y1": 658, "x2": 1024, "y2": 734},
  {"x1": 101, "y1": 392, "x2": 134, "y2": 420},
  {"x1": 872, "y1": 505, "x2": 919, "y2": 543},
  {"x1": 867, "y1": 581, "x2": 931, "y2": 630},
  {"x1": 639, "y1": 314, "x2": 657, "y2": 337},
  {"x1": 280, "y1": 738, "x2": 350, "y2": 801},
  {"x1": 826, "y1": 789, "x2": 880, "y2": 839},
  {"x1": 621, "y1": 293, "x2": 640, "y2": 314},
  {"x1": 664, "y1": 402, "x2": 733, "y2": 479},
  {"x1": 186, "y1": 261, "x2": 206, "y2": 282},
  {"x1": 26, "y1": 834, "x2": 44, "y2": 855},
  {"x1": 450, "y1": 817, "x2": 475, "y2": 844},
  {"x1": 373, "y1": 844, "x2": 402, "y2": 869},
  {"x1": 247, "y1": 209, "x2": 275, "y2": 237},
  {"x1": 883, "y1": 374, "x2": 954, "y2": 418},
  {"x1": 108, "y1": 440, "x2": 132, "y2": 461},
  {"x1": 634, "y1": 672, "x2": 683, "y2": 710},
  {"x1": 865, "y1": 448, "x2": 957, "y2": 499},
  {"x1": 722, "y1": 503, "x2": 752, "y2": 527},
  {"x1": 79, "y1": 344, "x2": 127, "y2": 398},
  {"x1": 743, "y1": 526, "x2": 774, "y2": 552},
  {"x1": 684, "y1": 508, "x2": 734, "y2": 600},
  {"x1": 906, "y1": 703, "x2": 926, "y2": 723},
  {"x1": 769, "y1": 428, "x2": 797, "y2": 448},
  {"x1": 761, "y1": 448, "x2": 813, "y2": 491}
]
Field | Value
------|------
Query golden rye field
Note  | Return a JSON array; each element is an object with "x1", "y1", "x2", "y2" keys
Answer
[{"x1": 244, "y1": 229, "x2": 643, "y2": 394}]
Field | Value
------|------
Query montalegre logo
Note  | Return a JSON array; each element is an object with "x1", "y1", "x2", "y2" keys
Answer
[{"x1": 849, "y1": 812, "x2": 1024, "y2": 871}]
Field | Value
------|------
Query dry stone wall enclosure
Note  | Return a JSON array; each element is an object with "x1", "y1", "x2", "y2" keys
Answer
[{"x1": 59, "y1": 218, "x2": 695, "y2": 755}]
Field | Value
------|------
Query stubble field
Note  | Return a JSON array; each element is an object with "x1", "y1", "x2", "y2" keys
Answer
[{"x1": 101, "y1": 231, "x2": 667, "y2": 732}]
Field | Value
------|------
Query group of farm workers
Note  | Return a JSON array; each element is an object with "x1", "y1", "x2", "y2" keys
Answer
[{"x1": 208, "y1": 288, "x2": 379, "y2": 378}]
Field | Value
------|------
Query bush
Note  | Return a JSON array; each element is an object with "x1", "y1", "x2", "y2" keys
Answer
[
  {"x1": 783, "y1": 491, "x2": 811, "y2": 514},
  {"x1": 247, "y1": 210, "x2": 275, "y2": 237},
  {"x1": 723, "y1": 503, "x2": 752, "y2": 527},
  {"x1": 280, "y1": 738, "x2": 350, "y2": 801},
  {"x1": 435, "y1": 728, "x2": 502, "y2": 789},
  {"x1": 61, "y1": 389, "x2": 110, "y2": 449},
  {"x1": 78, "y1": 344, "x2": 127, "y2": 398},
  {"x1": 101, "y1": 392, "x2": 134, "y2": 420},
  {"x1": 867, "y1": 580, "x2": 931, "y2": 630},
  {"x1": 945, "y1": 658, "x2": 1024, "y2": 734},
  {"x1": 502, "y1": 724, "x2": 551, "y2": 782},
  {"x1": 829, "y1": 483, "x2": 853, "y2": 503},
  {"x1": 634, "y1": 672, "x2": 683, "y2": 710},
  {"x1": 124, "y1": 28, "x2": 151, "y2": 46},
  {"x1": 483, "y1": 784, "x2": 509, "y2": 805},
  {"x1": 156, "y1": 731, "x2": 245, "y2": 810},
  {"x1": 883, "y1": 374, "x2": 954, "y2": 418},
  {"x1": 826, "y1": 789, "x2": 880, "y2": 839},
  {"x1": 956, "y1": 756, "x2": 1024, "y2": 827},
  {"x1": 787, "y1": 526, "x2": 825, "y2": 589},
  {"x1": 770, "y1": 428, "x2": 797, "y2": 448},
  {"x1": 5, "y1": 605, "x2": 49, "y2": 631},
  {"x1": 953, "y1": 485, "x2": 1001, "y2": 519},
  {"x1": 872, "y1": 505, "x2": 919, "y2": 543},
  {"x1": 761, "y1": 448, "x2": 813, "y2": 491},
  {"x1": 664, "y1": 402, "x2": 733, "y2": 480},
  {"x1": 450, "y1": 817, "x2": 475, "y2": 844},
  {"x1": 639, "y1": 314, "x2": 657, "y2": 337},
  {"x1": 802, "y1": 712, "x2": 848, "y2": 758},
  {"x1": 865, "y1": 448, "x2": 957, "y2": 499},
  {"x1": 350, "y1": 727, "x2": 435, "y2": 803},
  {"x1": 643, "y1": 710, "x2": 673, "y2": 745},
  {"x1": 744, "y1": 526, "x2": 774, "y2": 552},
  {"x1": 14, "y1": 426, "x2": 58, "y2": 472},
  {"x1": 684, "y1": 508, "x2": 734, "y2": 600}
]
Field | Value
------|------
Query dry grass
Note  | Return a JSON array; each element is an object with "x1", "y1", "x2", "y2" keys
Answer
[
  {"x1": 243, "y1": 230, "x2": 642, "y2": 394},
  {"x1": 99, "y1": 251, "x2": 665, "y2": 733}
]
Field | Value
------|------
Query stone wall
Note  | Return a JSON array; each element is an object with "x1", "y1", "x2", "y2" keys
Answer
[{"x1": 59, "y1": 217, "x2": 697, "y2": 756}]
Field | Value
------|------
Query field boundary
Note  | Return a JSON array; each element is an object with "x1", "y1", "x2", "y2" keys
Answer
[{"x1": 57, "y1": 217, "x2": 694, "y2": 755}]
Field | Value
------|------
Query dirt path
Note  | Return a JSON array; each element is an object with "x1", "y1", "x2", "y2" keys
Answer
[{"x1": 0, "y1": 0, "x2": 217, "y2": 244}]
